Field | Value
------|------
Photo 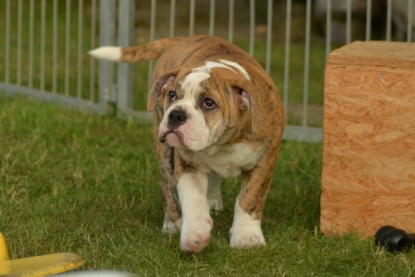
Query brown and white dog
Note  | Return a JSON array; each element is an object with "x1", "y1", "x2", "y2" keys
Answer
[{"x1": 90, "y1": 35, "x2": 285, "y2": 253}]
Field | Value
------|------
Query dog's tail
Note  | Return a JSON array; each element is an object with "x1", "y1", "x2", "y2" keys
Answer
[{"x1": 89, "y1": 37, "x2": 184, "y2": 63}]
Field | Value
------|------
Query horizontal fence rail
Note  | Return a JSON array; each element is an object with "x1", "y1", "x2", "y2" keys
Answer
[
  {"x1": 1, "y1": 0, "x2": 414, "y2": 143},
  {"x1": 0, "y1": 0, "x2": 103, "y2": 113}
]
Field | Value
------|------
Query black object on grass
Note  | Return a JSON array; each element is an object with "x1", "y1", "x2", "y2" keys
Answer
[{"x1": 375, "y1": 226, "x2": 415, "y2": 252}]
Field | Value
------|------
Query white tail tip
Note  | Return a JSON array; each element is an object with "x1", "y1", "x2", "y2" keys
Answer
[{"x1": 89, "y1": 46, "x2": 122, "y2": 61}]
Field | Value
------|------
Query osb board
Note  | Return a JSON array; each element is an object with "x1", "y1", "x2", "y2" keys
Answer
[
  {"x1": 321, "y1": 42, "x2": 415, "y2": 237},
  {"x1": 328, "y1": 41, "x2": 415, "y2": 68},
  {"x1": 321, "y1": 194, "x2": 415, "y2": 237}
]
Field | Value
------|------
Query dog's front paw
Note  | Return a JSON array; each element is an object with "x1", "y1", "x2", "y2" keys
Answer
[
  {"x1": 180, "y1": 217, "x2": 213, "y2": 253},
  {"x1": 162, "y1": 218, "x2": 182, "y2": 234},
  {"x1": 230, "y1": 200, "x2": 266, "y2": 248},
  {"x1": 230, "y1": 226, "x2": 266, "y2": 248}
]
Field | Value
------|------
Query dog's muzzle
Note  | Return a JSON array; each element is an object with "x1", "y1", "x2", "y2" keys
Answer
[
  {"x1": 168, "y1": 109, "x2": 187, "y2": 129},
  {"x1": 159, "y1": 108, "x2": 188, "y2": 144}
]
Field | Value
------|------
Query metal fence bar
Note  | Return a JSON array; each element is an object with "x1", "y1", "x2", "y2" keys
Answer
[
  {"x1": 325, "y1": 0, "x2": 331, "y2": 57},
  {"x1": 148, "y1": 0, "x2": 156, "y2": 91},
  {"x1": 346, "y1": 0, "x2": 352, "y2": 44},
  {"x1": 303, "y1": 0, "x2": 311, "y2": 127},
  {"x1": 90, "y1": 0, "x2": 96, "y2": 101},
  {"x1": 77, "y1": 0, "x2": 83, "y2": 99},
  {"x1": 386, "y1": 0, "x2": 392, "y2": 41},
  {"x1": 41, "y1": 0, "x2": 46, "y2": 91},
  {"x1": 249, "y1": 0, "x2": 255, "y2": 56},
  {"x1": 5, "y1": 0, "x2": 11, "y2": 84},
  {"x1": 283, "y1": 125, "x2": 322, "y2": 143},
  {"x1": 265, "y1": 0, "x2": 273, "y2": 74},
  {"x1": 53, "y1": 0, "x2": 58, "y2": 93},
  {"x1": 99, "y1": 0, "x2": 116, "y2": 112},
  {"x1": 283, "y1": 0, "x2": 291, "y2": 117},
  {"x1": 209, "y1": 0, "x2": 215, "y2": 35},
  {"x1": 189, "y1": 0, "x2": 195, "y2": 35},
  {"x1": 228, "y1": 0, "x2": 234, "y2": 43},
  {"x1": 0, "y1": 83, "x2": 103, "y2": 113},
  {"x1": 17, "y1": 0, "x2": 22, "y2": 86},
  {"x1": 118, "y1": 0, "x2": 135, "y2": 114},
  {"x1": 29, "y1": 0, "x2": 35, "y2": 88},
  {"x1": 169, "y1": 0, "x2": 176, "y2": 37},
  {"x1": 366, "y1": 0, "x2": 372, "y2": 41},
  {"x1": 65, "y1": 0, "x2": 71, "y2": 96},
  {"x1": 407, "y1": 0, "x2": 413, "y2": 42}
]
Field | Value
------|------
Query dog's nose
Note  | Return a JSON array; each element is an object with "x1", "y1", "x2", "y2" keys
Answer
[{"x1": 168, "y1": 109, "x2": 187, "y2": 129}]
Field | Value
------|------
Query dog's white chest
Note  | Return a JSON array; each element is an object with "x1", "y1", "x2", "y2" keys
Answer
[{"x1": 192, "y1": 143, "x2": 263, "y2": 178}]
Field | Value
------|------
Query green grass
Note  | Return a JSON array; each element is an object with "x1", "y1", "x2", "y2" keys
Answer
[
  {"x1": 1, "y1": 95, "x2": 415, "y2": 276},
  {"x1": 1, "y1": 3, "x2": 414, "y2": 275}
]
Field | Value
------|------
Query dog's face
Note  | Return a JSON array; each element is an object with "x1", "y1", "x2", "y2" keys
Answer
[{"x1": 151, "y1": 62, "x2": 254, "y2": 152}]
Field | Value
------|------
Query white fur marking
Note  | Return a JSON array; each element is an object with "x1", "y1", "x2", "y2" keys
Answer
[
  {"x1": 181, "y1": 60, "x2": 238, "y2": 94},
  {"x1": 219, "y1": 59, "x2": 251, "y2": 80},
  {"x1": 88, "y1": 46, "x2": 122, "y2": 61},
  {"x1": 193, "y1": 61, "x2": 235, "y2": 74},
  {"x1": 230, "y1": 200, "x2": 265, "y2": 248},
  {"x1": 178, "y1": 172, "x2": 213, "y2": 253},
  {"x1": 181, "y1": 72, "x2": 210, "y2": 93},
  {"x1": 193, "y1": 143, "x2": 263, "y2": 178}
]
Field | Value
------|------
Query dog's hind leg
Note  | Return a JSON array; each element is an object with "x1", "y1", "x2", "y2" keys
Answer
[{"x1": 207, "y1": 172, "x2": 223, "y2": 213}]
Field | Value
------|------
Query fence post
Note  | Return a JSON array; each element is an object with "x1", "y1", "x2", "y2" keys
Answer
[
  {"x1": 99, "y1": 0, "x2": 116, "y2": 114},
  {"x1": 117, "y1": 0, "x2": 135, "y2": 115}
]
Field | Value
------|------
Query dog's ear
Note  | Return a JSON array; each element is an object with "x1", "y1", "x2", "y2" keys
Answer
[
  {"x1": 230, "y1": 78, "x2": 265, "y2": 134},
  {"x1": 233, "y1": 86, "x2": 252, "y2": 112},
  {"x1": 147, "y1": 71, "x2": 178, "y2": 112}
]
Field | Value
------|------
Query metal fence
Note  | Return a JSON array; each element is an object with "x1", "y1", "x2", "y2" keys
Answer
[
  {"x1": 0, "y1": 0, "x2": 103, "y2": 113},
  {"x1": 1, "y1": 0, "x2": 414, "y2": 142}
]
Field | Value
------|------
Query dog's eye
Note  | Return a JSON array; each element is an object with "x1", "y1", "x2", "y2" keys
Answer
[
  {"x1": 168, "y1": 91, "x2": 177, "y2": 102},
  {"x1": 202, "y1": 98, "x2": 217, "y2": 110}
]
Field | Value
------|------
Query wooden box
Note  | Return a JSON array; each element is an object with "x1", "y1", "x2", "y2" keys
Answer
[{"x1": 321, "y1": 41, "x2": 415, "y2": 237}]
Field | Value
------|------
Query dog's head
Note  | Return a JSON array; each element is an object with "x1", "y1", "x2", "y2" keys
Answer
[{"x1": 148, "y1": 60, "x2": 259, "y2": 152}]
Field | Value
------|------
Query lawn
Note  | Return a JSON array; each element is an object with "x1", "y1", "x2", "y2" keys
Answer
[
  {"x1": 1, "y1": 1, "x2": 415, "y2": 276},
  {"x1": 1, "y1": 95, "x2": 415, "y2": 276}
]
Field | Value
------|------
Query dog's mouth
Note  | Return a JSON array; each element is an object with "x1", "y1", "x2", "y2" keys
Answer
[{"x1": 159, "y1": 130, "x2": 186, "y2": 148}]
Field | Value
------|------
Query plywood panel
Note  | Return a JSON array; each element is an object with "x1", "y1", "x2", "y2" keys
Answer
[{"x1": 321, "y1": 42, "x2": 415, "y2": 237}]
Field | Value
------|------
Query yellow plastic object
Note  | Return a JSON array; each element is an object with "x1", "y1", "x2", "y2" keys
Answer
[
  {"x1": 0, "y1": 233, "x2": 9, "y2": 260},
  {"x1": 0, "y1": 233, "x2": 85, "y2": 277}
]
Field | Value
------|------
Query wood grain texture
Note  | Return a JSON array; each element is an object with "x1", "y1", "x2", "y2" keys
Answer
[
  {"x1": 321, "y1": 41, "x2": 415, "y2": 237},
  {"x1": 328, "y1": 41, "x2": 415, "y2": 68}
]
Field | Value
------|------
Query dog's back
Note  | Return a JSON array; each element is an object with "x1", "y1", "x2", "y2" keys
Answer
[
  {"x1": 90, "y1": 35, "x2": 261, "y2": 68},
  {"x1": 152, "y1": 35, "x2": 261, "y2": 69}
]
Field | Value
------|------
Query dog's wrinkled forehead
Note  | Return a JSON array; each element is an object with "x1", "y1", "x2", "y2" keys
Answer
[
  {"x1": 180, "y1": 60, "x2": 251, "y2": 93},
  {"x1": 180, "y1": 71, "x2": 210, "y2": 94}
]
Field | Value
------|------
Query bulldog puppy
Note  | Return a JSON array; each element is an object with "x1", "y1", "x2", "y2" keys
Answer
[{"x1": 90, "y1": 35, "x2": 285, "y2": 253}]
